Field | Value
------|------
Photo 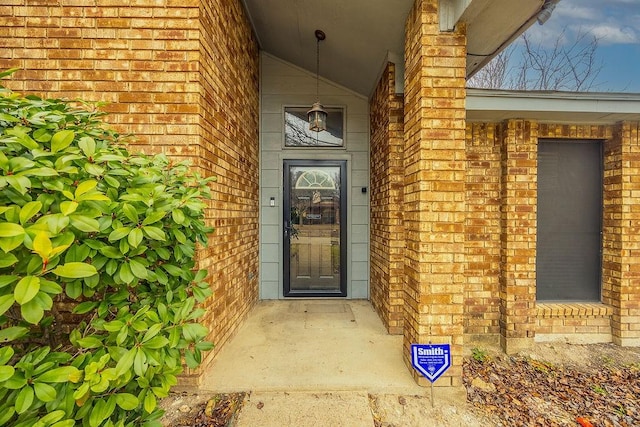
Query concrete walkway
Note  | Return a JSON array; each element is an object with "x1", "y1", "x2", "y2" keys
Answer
[{"x1": 199, "y1": 300, "x2": 431, "y2": 426}]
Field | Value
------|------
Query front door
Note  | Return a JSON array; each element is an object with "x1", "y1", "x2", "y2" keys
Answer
[{"x1": 283, "y1": 160, "x2": 347, "y2": 297}]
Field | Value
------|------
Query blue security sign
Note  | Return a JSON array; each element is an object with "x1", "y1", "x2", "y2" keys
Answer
[{"x1": 411, "y1": 344, "x2": 451, "y2": 383}]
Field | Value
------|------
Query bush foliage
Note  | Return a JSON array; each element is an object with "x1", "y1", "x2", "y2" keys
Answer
[{"x1": 0, "y1": 70, "x2": 214, "y2": 426}]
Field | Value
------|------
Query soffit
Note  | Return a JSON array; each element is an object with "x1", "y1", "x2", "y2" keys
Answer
[{"x1": 242, "y1": 0, "x2": 546, "y2": 96}]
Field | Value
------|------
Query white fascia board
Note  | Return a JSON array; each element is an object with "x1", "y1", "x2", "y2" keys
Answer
[{"x1": 467, "y1": 89, "x2": 640, "y2": 116}]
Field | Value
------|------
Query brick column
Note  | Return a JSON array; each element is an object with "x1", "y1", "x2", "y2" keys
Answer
[
  {"x1": 611, "y1": 121, "x2": 640, "y2": 346},
  {"x1": 370, "y1": 63, "x2": 405, "y2": 334},
  {"x1": 499, "y1": 120, "x2": 537, "y2": 353},
  {"x1": 403, "y1": 0, "x2": 466, "y2": 386}
]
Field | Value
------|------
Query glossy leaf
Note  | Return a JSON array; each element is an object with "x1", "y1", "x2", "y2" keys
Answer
[
  {"x1": 0, "y1": 222, "x2": 24, "y2": 237},
  {"x1": 16, "y1": 386, "x2": 35, "y2": 414},
  {"x1": 52, "y1": 262, "x2": 97, "y2": 278},
  {"x1": 50, "y1": 130, "x2": 75, "y2": 153},
  {"x1": 36, "y1": 366, "x2": 81, "y2": 383},
  {"x1": 21, "y1": 298, "x2": 45, "y2": 324},
  {"x1": 14, "y1": 276, "x2": 40, "y2": 305}
]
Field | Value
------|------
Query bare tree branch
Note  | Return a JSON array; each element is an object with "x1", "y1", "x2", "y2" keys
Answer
[{"x1": 468, "y1": 27, "x2": 603, "y2": 92}]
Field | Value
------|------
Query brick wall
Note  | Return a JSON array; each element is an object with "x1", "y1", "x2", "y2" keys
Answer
[
  {"x1": 404, "y1": 0, "x2": 467, "y2": 386},
  {"x1": 0, "y1": 0, "x2": 202, "y2": 155},
  {"x1": 370, "y1": 62, "x2": 405, "y2": 335},
  {"x1": 498, "y1": 120, "x2": 537, "y2": 352},
  {"x1": 0, "y1": 0, "x2": 260, "y2": 384},
  {"x1": 608, "y1": 122, "x2": 640, "y2": 345},
  {"x1": 196, "y1": 0, "x2": 260, "y2": 376},
  {"x1": 464, "y1": 121, "x2": 640, "y2": 348},
  {"x1": 464, "y1": 123, "x2": 501, "y2": 340}
]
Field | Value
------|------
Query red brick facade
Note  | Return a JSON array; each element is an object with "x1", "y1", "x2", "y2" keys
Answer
[{"x1": 0, "y1": 0, "x2": 260, "y2": 385}]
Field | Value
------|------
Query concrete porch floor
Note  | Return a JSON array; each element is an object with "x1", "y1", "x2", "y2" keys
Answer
[{"x1": 200, "y1": 300, "x2": 424, "y2": 394}]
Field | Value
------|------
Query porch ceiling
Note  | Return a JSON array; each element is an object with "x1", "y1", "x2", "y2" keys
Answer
[{"x1": 241, "y1": 0, "x2": 547, "y2": 97}]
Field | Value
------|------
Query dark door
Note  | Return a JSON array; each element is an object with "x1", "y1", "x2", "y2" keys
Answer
[
  {"x1": 537, "y1": 140, "x2": 602, "y2": 301},
  {"x1": 284, "y1": 160, "x2": 347, "y2": 297}
]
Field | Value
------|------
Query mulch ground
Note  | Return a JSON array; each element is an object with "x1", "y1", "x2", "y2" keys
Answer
[
  {"x1": 464, "y1": 355, "x2": 640, "y2": 427},
  {"x1": 166, "y1": 392, "x2": 246, "y2": 427}
]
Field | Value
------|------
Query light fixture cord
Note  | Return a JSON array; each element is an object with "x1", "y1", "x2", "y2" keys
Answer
[{"x1": 315, "y1": 36, "x2": 320, "y2": 101}]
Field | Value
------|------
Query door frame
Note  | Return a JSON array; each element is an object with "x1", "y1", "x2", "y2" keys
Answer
[{"x1": 283, "y1": 159, "x2": 348, "y2": 297}]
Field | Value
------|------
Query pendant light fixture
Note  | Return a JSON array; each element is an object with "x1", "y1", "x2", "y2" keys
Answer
[{"x1": 308, "y1": 29, "x2": 328, "y2": 132}]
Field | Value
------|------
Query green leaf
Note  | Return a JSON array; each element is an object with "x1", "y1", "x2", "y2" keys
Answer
[
  {"x1": 108, "y1": 226, "x2": 131, "y2": 242},
  {"x1": 99, "y1": 246, "x2": 123, "y2": 259},
  {"x1": 36, "y1": 366, "x2": 81, "y2": 383},
  {"x1": 34, "y1": 382, "x2": 57, "y2": 402},
  {"x1": 142, "y1": 210, "x2": 165, "y2": 226},
  {"x1": 119, "y1": 263, "x2": 134, "y2": 284},
  {"x1": 0, "y1": 252, "x2": 18, "y2": 268},
  {"x1": 50, "y1": 421, "x2": 75, "y2": 427},
  {"x1": 14, "y1": 276, "x2": 40, "y2": 305},
  {"x1": 142, "y1": 226, "x2": 165, "y2": 241},
  {"x1": 15, "y1": 385, "x2": 34, "y2": 414},
  {"x1": 75, "y1": 180, "x2": 97, "y2": 198},
  {"x1": 73, "y1": 301, "x2": 98, "y2": 314},
  {"x1": 19, "y1": 201, "x2": 42, "y2": 224},
  {"x1": 0, "y1": 275, "x2": 18, "y2": 289},
  {"x1": 60, "y1": 201, "x2": 78, "y2": 216},
  {"x1": 103, "y1": 174, "x2": 120, "y2": 188},
  {"x1": 89, "y1": 398, "x2": 108, "y2": 427},
  {"x1": 76, "y1": 336, "x2": 103, "y2": 349},
  {"x1": 0, "y1": 407, "x2": 15, "y2": 426},
  {"x1": 69, "y1": 215, "x2": 100, "y2": 233},
  {"x1": 21, "y1": 298, "x2": 44, "y2": 324},
  {"x1": 0, "y1": 326, "x2": 26, "y2": 343},
  {"x1": 122, "y1": 203, "x2": 139, "y2": 224},
  {"x1": 172, "y1": 209, "x2": 185, "y2": 224},
  {"x1": 51, "y1": 129, "x2": 75, "y2": 153},
  {"x1": 129, "y1": 258, "x2": 147, "y2": 279},
  {"x1": 133, "y1": 347, "x2": 147, "y2": 376},
  {"x1": 44, "y1": 213, "x2": 70, "y2": 234},
  {"x1": 162, "y1": 264, "x2": 183, "y2": 277},
  {"x1": 141, "y1": 323, "x2": 162, "y2": 343},
  {"x1": 115, "y1": 348, "x2": 136, "y2": 377},
  {"x1": 65, "y1": 281, "x2": 82, "y2": 299},
  {"x1": 182, "y1": 323, "x2": 209, "y2": 342},
  {"x1": 78, "y1": 136, "x2": 96, "y2": 157},
  {"x1": 0, "y1": 234, "x2": 23, "y2": 253},
  {"x1": 128, "y1": 227, "x2": 143, "y2": 248},
  {"x1": 36, "y1": 410, "x2": 66, "y2": 426},
  {"x1": 142, "y1": 336, "x2": 169, "y2": 349},
  {"x1": 32, "y1": 128, "x2": 51, "y2": 142},
  {"x1": 0, "y1": 222, "x2": 25, "y2": 237},
  {"x1": 115, "y1": 393, "x2": 139, "y2": 410},
  {"x1": 52, "y1": 262, "x2": 97, "y2": 278},
  {"x1": 6, "y1": 175, "x2": 31, "y2": 194},
  {"x1": 143, "y1": 392, "x2": 157, "y2": 414},
  {"x1": 39, "y1": 278, "x2": 63, "y2": 295},
  {"x1": 195, "y1": 341, "x2": 215, "y2": 352},
  {"x1": 184, "y1": 349, "x2": 199, "y2": 369},
  {"x1": 23, "y1": 167, "x2": 58, "y2": 177},
  {"x1": 0, "y1": 365, "x2": 15, "y2": 382},
  {"x1": 0, "y1": 346, "x2": 14, "y2": 364}
]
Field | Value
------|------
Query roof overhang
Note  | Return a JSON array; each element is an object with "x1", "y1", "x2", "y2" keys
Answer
[
  {"x1": 467, "y1": 88, "x2": 640, "y2": 124},
  {"x1": 242, "y1": 0, "x2": 551, "y2": 96}
]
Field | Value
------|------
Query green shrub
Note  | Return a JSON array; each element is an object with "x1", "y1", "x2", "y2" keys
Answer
[{"x1": 0, "y1": 69, "x2": 214, "y2": 426}]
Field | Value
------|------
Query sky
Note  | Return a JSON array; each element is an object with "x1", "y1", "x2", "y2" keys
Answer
[{"x1": 518, "y1": 0, "x2": 640, "y2": 93}]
